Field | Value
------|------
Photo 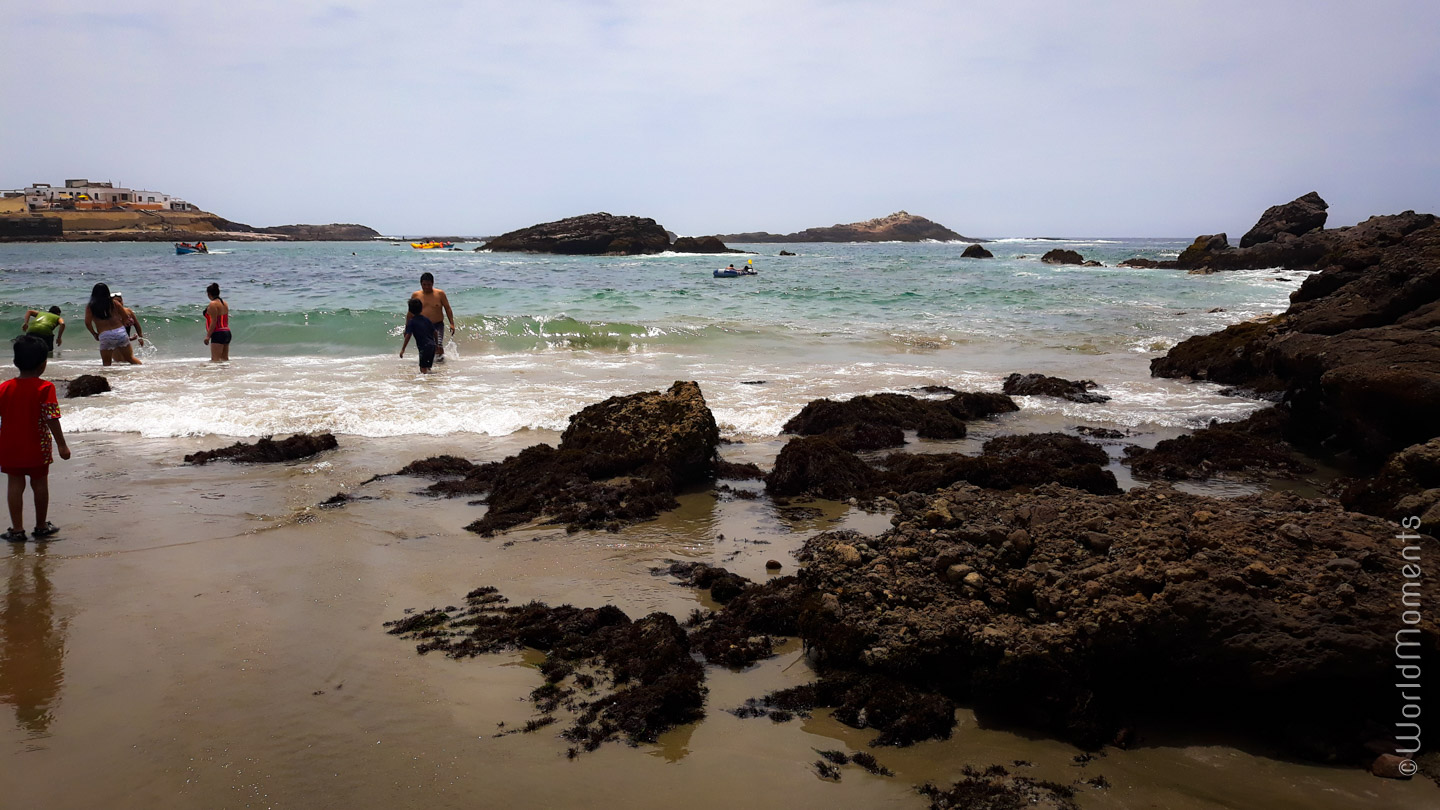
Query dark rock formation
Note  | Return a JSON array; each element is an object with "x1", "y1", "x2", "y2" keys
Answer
[
  {"x1": 1123, "y1": 407, "x2": 1314, "y2": 481},
  {"x1": 63, "y1": 374, "x2": 110, "y2": 398},
  {"x1": 184, "y1": 433, "x2": 338, "y2": 464},
  {"x1": 482, "y1": 213, "x2": 672, "y2": 255},
  {"x1": 1040, "y1": 249, "x2": 1083, "y2": 265},
  {"x1": 781, "y1": 391, "x2": 1019, "y2": 449},
  {"x1": 1118, "y1": 257, "x2": 1162, "y2": 268},
  {"x1": 670, "y1": 235, "x2": 743, "y2": 254},
  {"x1": 742, "y1": 673, "x2": 958, "y2": 747},
  {"x1": 253, "y1": 223, "x2": 382, "y2": 241},
  {"x1": 766, "y1": 437, "x2": 878, "y2": 499},
  {"x1": 1153, "y1": 210, "x2": 1440, "y2": 461},
  {"x1": 1240, "y1": 192, "x2": 1328, "y2": 248},
  {"x1": 385, "y1": 587, "x2": 704, "y2": 752},
  {"x1": 0, "y1": 215, "x2": 63, "y2": 242},
  {"x1": 766, "y1": 432, "x2": 1118, "y2": 500},
  {"x1": 1340, "y1": 438, "x2": 1440, "y2": 531},
  {"x1": 392, "y1": 382, "x2": 720, "y2": 534},
  {"x1": 792, "y1": 483, "x2": 1438, "y2": 759},
  {"x1": 778, "y1": 250, "x2": 795, "y2": 256},
  {"x1": 918, "y1": 768, "x2": 1080, "y2": 810},
  {"x1": 714, "y1": 212, "x2": 976, "y2": 243},
  {"x1": 962, "y1": 244, "x2": 994, "y2": 258},
  {"x1": 1002, "y1": 373, "x2": 1110, "y2": 404}
]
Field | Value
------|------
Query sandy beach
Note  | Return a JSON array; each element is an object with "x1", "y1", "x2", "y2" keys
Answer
[{"x1": 2, "y1": 431, "x2": 1433, "y2": 810}]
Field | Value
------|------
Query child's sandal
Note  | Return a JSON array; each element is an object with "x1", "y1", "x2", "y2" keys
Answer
[
  {"x1": 32, "y1": 522, "x2": 59, "y2": 539},
  {"x1": 2, "y1": 528, "x2": 28, "y2": 542}
]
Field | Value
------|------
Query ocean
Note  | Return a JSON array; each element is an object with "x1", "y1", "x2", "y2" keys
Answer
[{"x1": 0, "y1": 238, "x2": 1300, "y2": 440}]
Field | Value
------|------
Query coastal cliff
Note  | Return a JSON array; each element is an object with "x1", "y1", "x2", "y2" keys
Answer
[
  {"x1": 716, "y1": 211, "x2": 975, "y2": 243},
  {"x1": 0, "y1": 209, "x2": 382, "y2": 242},
  {"x1": 1152, "y1": 207, "x2": 1439, "y2": 463}
]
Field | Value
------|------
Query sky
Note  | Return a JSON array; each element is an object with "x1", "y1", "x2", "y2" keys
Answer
[{"x1": 3, "y1": 1, "x2": 1438, "y2": 237}]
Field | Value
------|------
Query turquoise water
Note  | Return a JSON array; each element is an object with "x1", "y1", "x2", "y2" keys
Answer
[{"x1": 0, "y1": 239, "x2": 1304, "y2": 438}]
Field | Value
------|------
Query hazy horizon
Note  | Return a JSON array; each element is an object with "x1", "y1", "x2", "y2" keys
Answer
[{"x1": 4, "y1": 1, "x2": 1437, "y2": 238}]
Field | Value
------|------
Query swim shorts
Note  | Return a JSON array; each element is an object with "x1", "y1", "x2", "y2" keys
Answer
[
  {"x1": 210, "y1": 330, "x2": 232, "y2": 345},
  {"x1": 98, "y1": 327, "x2": 129, "y2": 351},
  {"x1": 1, "y1": 465, "x2": 49, "y2": 478},
  {"x1": 418, "y1": 345, "x2": 435, "y2": 369},
  {"x1": 36, "y1": 334, "x2": 54, "y2": 352}
]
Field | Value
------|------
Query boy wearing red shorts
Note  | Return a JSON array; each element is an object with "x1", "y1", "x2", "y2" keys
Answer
[{"x1": 1, "y1": 335, "x2": 71, "y2": 541}]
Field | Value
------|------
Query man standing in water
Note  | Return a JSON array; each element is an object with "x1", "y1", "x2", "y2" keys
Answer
[{"x1": 410, "y1": 272, "x2": 455, "y2": 361}]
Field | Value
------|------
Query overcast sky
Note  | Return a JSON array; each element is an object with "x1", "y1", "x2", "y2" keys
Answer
[{"x1": 4, "y1": 1, "x2": 1437, "y2": 237}]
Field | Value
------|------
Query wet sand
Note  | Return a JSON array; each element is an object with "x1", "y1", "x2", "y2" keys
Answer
[{"x1": 2, "y1": 433, "x2": 1435, "y2": 809}]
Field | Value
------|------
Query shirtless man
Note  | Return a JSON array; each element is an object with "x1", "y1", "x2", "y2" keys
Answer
[{"x1": 409, "y1": 272, "x2": 455, "y2": 361}]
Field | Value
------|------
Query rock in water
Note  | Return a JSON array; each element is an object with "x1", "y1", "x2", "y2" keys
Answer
[
  {"x1": 961, "y1": 243, "x2": 994, "y2": 258},
  {"x1": 1239, "y1": 191, "x2": 1328, "y2": 248},
  {"x1": 444, "y1": 381, "x2": 721, "y2": 534},
  {"x1": 1002, "y1": 373, "x2": 1110, "y2": 403},
  {"x1": 1040, "y1": 249, "x2": 1084, "y2": 265},
  {"x1": 670, "y1": 235, "x2": 742, "y2": 253},
  {"x1": 64, "y1": 374, "x2": 110, "y2": 398},
  {"x1": 482, "y1": 212, "x2": 672, "y2": 255},
  {"x1": 184, "y1": 433, "x2": 339, "y2": 464}
]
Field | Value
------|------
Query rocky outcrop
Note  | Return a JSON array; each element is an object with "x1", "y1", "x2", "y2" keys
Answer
[
  {"x1": 715, "y1": 212, "x2": 976, "y2": 243},
  {"x1": 670, "y1": 235, "x2": 742, "y2": 254},
  {"x1": 1153, "y1": 211, "x2": 1440, "y2": 461},
  {"x1": 396, "y1": 382, "x2": 720, "y2": 534},
  {"x1": 1340, "y1": 438, "x2": 1440, "y2": 531},
  {"x1": 0, "y1": 215, "x2": 63, "y2": 242},
  {"x1": 961, "y1": 244, "x2": 993, "y2": 258},
  {"x1": 1040, "y1": 249, "x2": 1083, "y2": 265},
  {"x1": 781, "y1": 391, "x2": 1019, "y2": 449},
  {"x1": 766, "y1": 432, "x2": 1117, "y2": 500},
  {"x1": 63, "y1": 374, "x2": 110, "y2": 398},
  {"x1": 1002, "y1": 373, "x2": 1110, "y2": 404},
  {"x1": 184, "y1": 433, "x2": 338, "y2": 464},
  {"x1": 385, "y1": 587, "x2": 705, "y2": 752},
  {"x1": 1123, "y1": 407, "x2": 1313, "y2": 481},
  {"x1": 1240, "y1": 191, "x2": 1328, "y2": 248},
  {"x1": 253, "y1": 223, "x2": 382, "y2": 241},
  {"x1": 482, "y1": 213, "x2": 672, "y2": 255},
  {"x1": 1118, "y1": 257, "x2": 1162, "y2": 268},
  {"x1": 792, "y1": 483, "x2": 1438, "y2": 759}
]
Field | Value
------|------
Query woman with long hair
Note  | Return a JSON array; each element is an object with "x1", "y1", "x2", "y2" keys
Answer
[
  {"x1": 84, "y1": 283, "x2": 135, "y2": 366},
  {"x1": 203, "y1": 282, "x2": 231, "y2": 362}
]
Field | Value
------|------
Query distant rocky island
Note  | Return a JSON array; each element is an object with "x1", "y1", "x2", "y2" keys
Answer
[
  {"x1": 714, "y1": 211, "x2": 976, "y2": 243},
  {"x1": 482, "y1": 213, "x2": 744, "y2": 255}
]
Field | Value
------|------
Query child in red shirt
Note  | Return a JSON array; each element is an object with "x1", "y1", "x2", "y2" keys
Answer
[{"x1": 1, "y1": 335, "x2": 71, "y2": 541}]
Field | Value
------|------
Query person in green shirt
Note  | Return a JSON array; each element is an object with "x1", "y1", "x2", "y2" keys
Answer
[{"x1": 21, "y1": 307, "x2": 65, "y2": 356}]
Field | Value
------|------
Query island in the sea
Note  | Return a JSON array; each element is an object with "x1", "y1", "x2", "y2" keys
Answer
[{"x1": 714, "y1": 211, "x2": 976, "y2": 242}]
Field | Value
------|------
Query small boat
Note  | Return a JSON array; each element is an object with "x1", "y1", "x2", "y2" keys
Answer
[
  {"x1": 175, "y1": 242, "x2": 209, "y2": 255},
  {"x1": 410, "y1": 241, "x2": 454, "y2": 250},
  {"x1": 713, "y1": 267, "x2": 757, "y2": 278}
]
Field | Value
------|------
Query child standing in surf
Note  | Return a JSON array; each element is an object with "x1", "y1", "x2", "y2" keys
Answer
[
  {"x1": 400, "y1": 298, "x2": 437, "y2": 373},
  {"x1": 1, "y1": 335, "x2": 71, "y2": 541}
]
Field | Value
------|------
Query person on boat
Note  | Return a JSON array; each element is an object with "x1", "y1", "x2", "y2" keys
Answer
[
  {"x1": 203, "y1": 282, "x2": 231, "y2": 362},
  {"x1": 111, "y1": 293, "x2": 145, "y2": 364},
  {"x1": 84, "y1": 283, "x2": 134, "y2": 366},
  {"x1": 726, "y1": 264, "x2": 736, "y2": 271},
  {"x1": 21, "y1": 307, "x2": 65, "y2": 356},
  {"x1": 197, "y1": 242, "x2": 207, "y2": 253},
  {"x1": 409, "y1": 272, "x2": 455, "y2": 362}
]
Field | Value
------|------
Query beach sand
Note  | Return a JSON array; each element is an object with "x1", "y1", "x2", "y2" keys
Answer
[{"x1": 3, "y1": 433, "x2": 1434, "y2": 809}]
